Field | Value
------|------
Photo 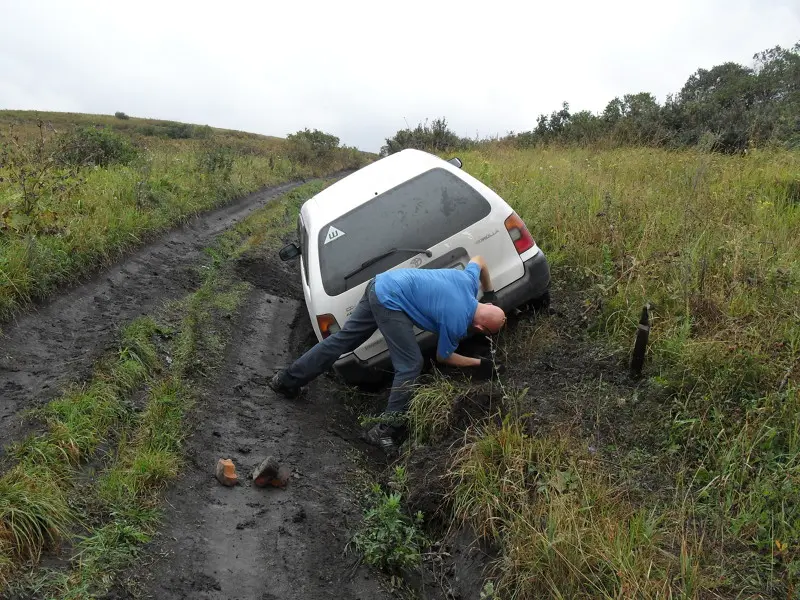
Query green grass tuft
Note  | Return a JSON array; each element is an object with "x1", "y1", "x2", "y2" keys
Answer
[
  {"x1": 451, "y1": 418, "x2": 703, "y2": 599},
  {"x1": 407, "y1": 374, "x2": 465, "y2": 444},
  {"x1": 0, "y1": 464, "x2": 73, "y2": 562}
]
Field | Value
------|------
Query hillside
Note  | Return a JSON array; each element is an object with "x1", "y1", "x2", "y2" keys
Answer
[{"x1": 0, "y1": 110, "x2": 369, "y2": 320}]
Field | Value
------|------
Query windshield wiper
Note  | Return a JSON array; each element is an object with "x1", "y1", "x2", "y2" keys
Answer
[{"x1": 343, "y1": 248, "x2": 432, "y2": 282}]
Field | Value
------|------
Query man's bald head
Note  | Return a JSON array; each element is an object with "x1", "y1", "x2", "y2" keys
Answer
[{"x1": 473, "y1": 303, "x2": 506, "y2": 335}]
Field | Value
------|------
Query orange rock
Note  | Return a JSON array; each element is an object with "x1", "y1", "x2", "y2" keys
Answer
[
  {"x1": 253, "y1": 456, "x2": 290, "y2": 488},
  {"x1": 215, "y1": 458, "x2": 239, "y2": 487}
]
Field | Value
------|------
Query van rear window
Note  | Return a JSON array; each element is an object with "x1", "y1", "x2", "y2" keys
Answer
[{"x1": 318, "y1": 167, "x2": 491, "y2": 296}]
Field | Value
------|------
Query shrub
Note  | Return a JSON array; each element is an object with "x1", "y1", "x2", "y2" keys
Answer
[
  {"x1": 114, "y1": 112, "x2": 130, "y2": 120},
  {"x1": 286, "y1": 128, "x2": 340, "y2": 165},
  {"x1": 133, "y1": 124, "x2": 156, "y2": 137},
  {"x1": 162, "y1": 121, "x2": 195, "y2": 139},
  {"x1": 352, "y1": 468, "x2": 427, "y2": 574},
  {"x1": 56, "y1": 126, "x2": 138, "y2": 167},
  {"x1": 381, "y1": 118, "x2": 472, "y2": 156},
  {"x1": 131, "y1": 122, "x2": 213, "y2": 140},
  {"x1": 192, "y1": 124, "x2": 213, "y2": 139},
  {"x1": 0, "y1": 122, "x2": 83, "y2": 234},
  {"x1": 197, "y1": 144, "x2": 235, "y2": 183}
]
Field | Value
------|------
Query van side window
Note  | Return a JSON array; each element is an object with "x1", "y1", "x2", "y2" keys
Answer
[{"x1": 317, "y1": 168, "x2": 491, "y2": 296}]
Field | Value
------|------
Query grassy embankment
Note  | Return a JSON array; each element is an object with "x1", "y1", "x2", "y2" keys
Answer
[
  {"x1": 0, "y1": 181, "x2": 326, "y2": 597},
  {"x1": 407, "y1": 146, "x2": 799, "y2": 598},
  {"x1": 0, "y1": 110, "x2": 368, "y2": 321}
]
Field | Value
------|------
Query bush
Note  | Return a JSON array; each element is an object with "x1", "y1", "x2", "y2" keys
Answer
[
  {"x1": 381, "y1": 118, "x2": 472, "y2": 156},
  {"x1": 0, "y1": 122, "x2": 83, "y2": 234},
  {"x1": 197, "y1": 144, "x2": 235, "y2": 184},
  {"x1": 134, "y1": 124, "x2": 157, "y2": 137},
  {"x1": 114, "y1": 112, "x2": 129, "y2": 120},
  {"x1": 132, "y1": 122, "x2": 213, "y2": 140},
  {"x1": 162, "y1": 122, "x2": 195, "y2": 140},
  {"x1": 286, "y1": 128, "x2": 339, "y2": 165},
  {"x1": 56, "y1": 126, "x2": 138, "y2": 167}
]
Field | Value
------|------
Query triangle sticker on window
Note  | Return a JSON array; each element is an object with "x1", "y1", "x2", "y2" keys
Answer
[{"x1": 324, "y1": 225, "x2": 346, "y2": 245}]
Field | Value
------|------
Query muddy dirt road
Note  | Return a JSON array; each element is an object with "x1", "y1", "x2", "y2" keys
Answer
[
  {"x1": 122, "y1": 282, "x2": 392, "y2": 600},
  {"x1": 0, "y1": 180, "x2": 307, "y2": 449}
]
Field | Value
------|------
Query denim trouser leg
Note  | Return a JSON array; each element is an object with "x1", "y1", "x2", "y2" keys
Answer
[
  {"x1": 282, "y1": 288, "x2": 377, "y2": 388},
  {"x1": 368, "y1": 290, "x2": 423, "y2": 414},
  {"x1": 281, "y1": 282, "x2": 424, "y2": 414}
]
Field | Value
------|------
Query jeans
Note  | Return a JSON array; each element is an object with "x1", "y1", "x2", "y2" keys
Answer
[{"x1": 280, "y1": 281, "x2": 422, "y2": 413}]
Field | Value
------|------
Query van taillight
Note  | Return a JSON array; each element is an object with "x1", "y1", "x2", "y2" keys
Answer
[
  {"x1": 317, "y1": 313, "x2": 341, "y2": 339},
  {"x1": 504, "y1": 213, "x2": 535, "y2": 254}
]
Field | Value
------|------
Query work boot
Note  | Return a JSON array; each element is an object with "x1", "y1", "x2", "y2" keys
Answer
[
  {"x1": 363, "y1": 423, "x2": 398, "y2": 456},
  {"x1": 268, "y1": 372, "x2": 301, "y2": 399}
]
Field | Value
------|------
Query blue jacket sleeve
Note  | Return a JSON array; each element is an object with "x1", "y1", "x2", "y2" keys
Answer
[{"x1": 436, "y1": 327, "x2": 459, "y2": 359}]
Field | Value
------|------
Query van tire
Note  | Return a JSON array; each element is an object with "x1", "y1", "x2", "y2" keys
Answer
[{"x1": 528, "y1": 290, "x2": 551, "y2": 313}]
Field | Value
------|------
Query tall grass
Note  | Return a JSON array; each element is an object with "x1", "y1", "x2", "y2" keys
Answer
[
  {"x1": 0, "y1": 317, "x2": 159, "y2": 587},
  {"x1": 451, "y1": 418, "x2": 700, "y2": 599},
  {"x1": 463, "y1": 146, "x2": 799, "y2": 394},
  {"x1": 409, "y1": 146, "x2": 800, "y2": 597}
]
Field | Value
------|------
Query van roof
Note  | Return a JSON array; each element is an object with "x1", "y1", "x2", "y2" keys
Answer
[{"x1": 304, "y1": 149, "x2": 456, "y2": 230}]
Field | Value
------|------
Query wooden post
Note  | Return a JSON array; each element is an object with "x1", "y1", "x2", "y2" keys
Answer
[{"x1": 630, "y1": 304, "x2": 650, "y2": 377}]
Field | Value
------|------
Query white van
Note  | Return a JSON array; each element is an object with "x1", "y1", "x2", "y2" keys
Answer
[{"x1": 279, "y1": 149, "x2": 550, "y2": 383}]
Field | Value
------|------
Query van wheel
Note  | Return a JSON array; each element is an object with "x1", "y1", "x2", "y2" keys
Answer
[{"x1": 528, "y1": 291, "x2": 551, "y2": 313}]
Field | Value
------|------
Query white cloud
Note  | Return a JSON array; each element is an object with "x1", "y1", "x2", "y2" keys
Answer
[{"x1": 1, "y1": 0, "x2": 797, "y2": 151}]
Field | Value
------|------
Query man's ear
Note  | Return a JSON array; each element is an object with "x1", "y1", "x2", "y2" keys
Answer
[{"x1": 474, "y1": 323, "x2": 489, "y2": 335}]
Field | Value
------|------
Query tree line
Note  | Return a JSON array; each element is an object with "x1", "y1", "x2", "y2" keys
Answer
[{"x1": 382, "y1": 41, "x2": 799, "y2": 155}]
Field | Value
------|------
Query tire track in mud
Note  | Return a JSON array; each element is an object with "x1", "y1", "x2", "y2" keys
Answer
[
  {"x1": 0, "y1": 180, "x2": 307, "y2": 450},
  {"x1": 129, "y1": 288, "x2": 391, "y2": 600}
]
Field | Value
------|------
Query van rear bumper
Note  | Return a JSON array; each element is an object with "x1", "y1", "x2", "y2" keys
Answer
[{"x1": 333, "y1": 250, "x2": 550, "y2": 385}]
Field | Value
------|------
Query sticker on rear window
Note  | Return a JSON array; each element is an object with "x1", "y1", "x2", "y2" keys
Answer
[{"x1": 324, "y1": 225, "x2": 346, "y2": 245}]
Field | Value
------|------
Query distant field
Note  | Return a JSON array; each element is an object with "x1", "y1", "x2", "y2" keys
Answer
[
  {"x1": 422, "y1": 145, "x2": 799, "y2": 597},
  {"x1": 0, "y1": 110, "x2": 369, "y2": 320}
]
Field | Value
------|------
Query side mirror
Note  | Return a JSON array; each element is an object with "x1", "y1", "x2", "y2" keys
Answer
[
  {"x1": 447, "y1": 157, "x2": 463, "y2": 169},
  {"x1": 279, "y1": 243, "x2": 301, "y2": 261}
]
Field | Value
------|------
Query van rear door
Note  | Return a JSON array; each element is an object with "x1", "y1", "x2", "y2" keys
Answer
[{"x1": 316, "y1": 167, "x2": 525, "y2": 362}]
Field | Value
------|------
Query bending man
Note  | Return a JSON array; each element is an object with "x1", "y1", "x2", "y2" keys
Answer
[{"x1": 269, "y1": 255, "x2": 506, "y2": 452}]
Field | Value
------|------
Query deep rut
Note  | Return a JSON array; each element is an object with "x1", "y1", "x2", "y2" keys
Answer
[
  {"x1": 132, "y1": 288, "x2": 391, "y2": 600},
  {"x1": 0, "y1": 180, "x2": 305, "y2": 450}
]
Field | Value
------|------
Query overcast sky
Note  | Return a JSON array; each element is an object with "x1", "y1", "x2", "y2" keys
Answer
[{"x1": 1, "y1": 1, "x2": 798, "y2": 152}]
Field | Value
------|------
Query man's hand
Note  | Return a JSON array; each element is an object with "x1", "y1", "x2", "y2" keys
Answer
[
  {"x1": 475, "y1": 358, "x2": 505, "y2": 380},
  {"x1": 480, "y1": 290, "x2": 498, "y2": 305},
  {"x1": 469, "y1": 255, "x2": 494, "y2": 294},
  {"x1": 437, "y1": 352, "x2": 480, "y2": 368}
]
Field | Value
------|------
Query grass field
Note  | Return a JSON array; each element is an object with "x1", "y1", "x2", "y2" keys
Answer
[
  {"x1": 406, "y1": 145, "x2": 799, "y2": 598},
  {"x1": 0, "y1": 111, "x2": 368, "y2": 321}
]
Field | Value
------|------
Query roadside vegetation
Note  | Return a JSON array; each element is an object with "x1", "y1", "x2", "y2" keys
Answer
[
  {"x1": 0, "y1": 111, "x2": 369, "y2": 321},
  {"x1": 370, "y1": 41, "x2": 799, "y2": 596},
  {"x1": 390, "y1": 145, "x2": 799, "y2": 599},
  {"x1": 0, "y1": 181, "x2": 327, "y2": 597}
]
